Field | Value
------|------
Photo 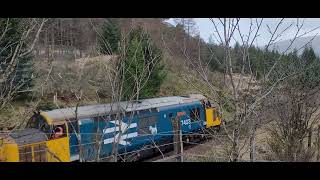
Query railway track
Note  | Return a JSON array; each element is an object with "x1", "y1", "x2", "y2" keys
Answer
[
  {"x1": 142, "y1": 140, "x2": 209, "y2": 162},
  {"x1": 142, "y1": 132, "x2": 225, "y2": 162}
]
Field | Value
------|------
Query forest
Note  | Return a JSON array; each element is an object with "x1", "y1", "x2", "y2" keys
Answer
[{"x1": 1, "y1": 18, "x2": 320, "y2": 162}]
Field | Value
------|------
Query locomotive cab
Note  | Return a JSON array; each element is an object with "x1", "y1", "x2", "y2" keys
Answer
[
  {"x1": 0, "y1": 112, "x2": 70, "y2": 162},
  {"x1": 203, "y1": 100, "x2": 222, "y2": 130},
  {"x1": 26, "y1": 113, "x2": 52, "y2": 137},
  {"x1": 27, "y1": 112, "x2": 67, "y2": 140}
]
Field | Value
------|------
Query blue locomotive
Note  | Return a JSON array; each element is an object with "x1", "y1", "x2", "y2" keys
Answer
[{"x1": 0, "y1": 94, "x2": 221, "y2": 162}]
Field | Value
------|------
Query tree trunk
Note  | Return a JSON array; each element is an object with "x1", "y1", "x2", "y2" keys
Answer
[
  {"x1": 250, "y1": 130, "x2": 256, "y2": 162},
  {"x1": 308, "y1": 128, "x2": 312, "y2": 148},
  {"x1": 231, "y1": 127, "x2": 239, "y2": 162},
  {"x1": 75, "y1": 103, "x2": 83, "y2": 162},
  {"x1": 317, "y1": 126, "x2": 320, "y2": 161},
  {"x1": 172, "y1": 116, "x2": 182, "y2": 162}
]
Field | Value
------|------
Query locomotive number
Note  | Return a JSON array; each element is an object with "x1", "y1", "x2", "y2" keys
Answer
[{"x1": 181, "y1": 119, "x2": 191, "y2": 125}]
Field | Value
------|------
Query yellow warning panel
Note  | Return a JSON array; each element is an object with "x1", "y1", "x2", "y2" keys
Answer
[
  {"x1": 46, "y1": 137, "x2": 70, "y2": 162},
  {"x1": 206, "y1": 108, "x2": 221, "y2": 128},
  {"x1": 0, "y1": 143, "x2": 19, "y2": 162},
  {"x1": 206, "y1": 108, "x2": 214, "y2": 128}
]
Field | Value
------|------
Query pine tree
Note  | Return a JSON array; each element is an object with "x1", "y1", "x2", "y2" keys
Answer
[
  {"x1": 0, "y1": 18, "x2": 34, "y2": 99},
  {"x1": 299, "y1": 47, "x2": 320, "y2": 90},
  {"x1": 233, "y1": 42, "x2": 242, "y2": 73},
  {"x1": 98, "y1": 18, "x2": 121, "y2": 55},
  {"x1": 121, "y1": 27, "x2": 166, "y2": 100},
  {"x1": 301, "y1": 47, "x2": 317, "y2": 67}
]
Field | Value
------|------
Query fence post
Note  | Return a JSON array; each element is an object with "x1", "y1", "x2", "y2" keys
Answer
[
  {"x1": 179, "y1": 122, "x2": 184, "y2": 162},
  {"x1": 317, "y1": 126, "x2": 320, "y2": 161},
  {"x1": 172, "y1": 115, "x2": 183, "y2": 162},
  {"x1": 308, "y1": 128, "x2": 312, "y2": 148}
]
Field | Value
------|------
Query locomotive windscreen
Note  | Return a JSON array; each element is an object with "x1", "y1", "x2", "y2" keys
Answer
[{"x1": 26, "y1": 114, "x2": 52, "y2": 138}]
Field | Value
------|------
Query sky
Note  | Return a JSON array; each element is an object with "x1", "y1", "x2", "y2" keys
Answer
[{"x1": 166, "y1": 18, "x2": 320, "y2": 46}]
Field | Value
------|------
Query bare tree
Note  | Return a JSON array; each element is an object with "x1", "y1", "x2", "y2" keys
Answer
[
  {"x1": 162, "y1": 18, "x2": 320, "y2": 162},
  {"x1": 0, "y1": 18, "x2": 47, "y2": 111},
  {"x1": 52, "y1": 21, "x2": 168, "y2": 162},
  {"x1": 265, "y1": 51, "x2": 320, "y2": 161}
]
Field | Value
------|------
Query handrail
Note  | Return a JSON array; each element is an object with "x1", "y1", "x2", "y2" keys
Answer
[{"x1": 46, "y1": 149, "x2": 63, "y2": 162}]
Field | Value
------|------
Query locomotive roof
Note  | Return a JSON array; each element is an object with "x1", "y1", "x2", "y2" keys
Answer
[
  {"x1": 9, "y1": 128, "x2": 48, "y2": 145},
  {"x1": 42, "y1": 96, "x2": 203, "y2": 121}
]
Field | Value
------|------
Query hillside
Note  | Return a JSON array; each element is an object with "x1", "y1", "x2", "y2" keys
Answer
[
  {"x1": 0, "y1": 18, "x2": 211, "y2": 128},
  {"x1": 272, "y1": 35, "x2": 320, "y2": 56},
  {"x1": 2, "y1": 18, "x2": 320, "y2": 162}
]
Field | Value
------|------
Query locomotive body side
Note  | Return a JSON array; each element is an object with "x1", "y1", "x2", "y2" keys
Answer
[
  {"x1": 0, "y1": 95, "x2": 222, "y2": 162},
  {"x1": 66, "y1": 101, "x2": 206, "y2": 161}
]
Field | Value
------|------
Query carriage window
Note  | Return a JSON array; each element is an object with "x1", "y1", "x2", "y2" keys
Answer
[
  {"x1": 138, "y1": 115, "x2": 157, "y2": 135},
  {"x1": 190, "y1": 108, "x2": 200, "y2": 122}
]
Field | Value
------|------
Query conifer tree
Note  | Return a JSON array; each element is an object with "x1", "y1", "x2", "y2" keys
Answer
[
  {"x1": 98, "y1": 18, "x2": 121, "y2": 55},
  {"x1": 122, "y1": 27, "x2": 166, "y2": 100},
  {"x1": 0, "y1": 18, "x2": 34, "y2": 99}
]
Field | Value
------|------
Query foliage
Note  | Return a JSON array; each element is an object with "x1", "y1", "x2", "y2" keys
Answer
[
  {"x1": 98, "y1": 18, "x2": 121, "y2": 55},
  {"x1": 121, "y1": 27, "x2": 166, "y2": 100},
  {"x1": 265, "y1": 47, "x2": 320, "y2": 161},
  {"x1": 0, "y1": 18, "x2": 34, "y2": 100}
]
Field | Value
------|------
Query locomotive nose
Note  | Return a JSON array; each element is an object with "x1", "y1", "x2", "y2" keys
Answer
[
  {"x1": 0, "y1": 132, "x2": 18, "y2": 162},
  {"x1": 0, "y1": 128, "x2": 48, "y2": 162}
]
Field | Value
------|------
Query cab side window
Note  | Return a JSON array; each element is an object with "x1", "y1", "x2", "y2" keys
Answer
[
  {"x1": 27, "y1": 116, "x2": 38, "y2": 128},
  {"x1": 51, "y1": 124, "x2": 67, "y2": 139},
  {"x1": 190, "y1": 108, "x2": 201, "y2": 122},
  {"x1": 27, "y1": 115, "x2": 52, "y2": 138},
  {"x1": 68, "y1": 119, "x2": 79, "y2": 135}
]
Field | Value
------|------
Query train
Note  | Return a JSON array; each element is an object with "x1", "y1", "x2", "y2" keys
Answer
[{"x1": 0, "y1": 94, "x2": 222, "y2": 162}]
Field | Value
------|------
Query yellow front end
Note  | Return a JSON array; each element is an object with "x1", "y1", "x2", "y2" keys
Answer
[
  {"x1": 42, "y1": 112, "x2": 71, "y2": 162},
  {"x1": 0, "y1": 141, "x2": 19, "y2": 162},
  {"x1": 205, "y1": 107, "x2": 221, "y2": 128},
  {"x1": 0, "y1": 112, "x2": 71, "y2": 162},
  {"x1": 0, "y1": 139, "x2": 70, "y2": 162},
  {"x1": 46, "y1": 137, "x2": 70, "y2": 162}
]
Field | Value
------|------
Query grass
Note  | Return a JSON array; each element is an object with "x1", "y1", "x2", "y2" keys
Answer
[
  {"x1": 185, "y1": 146, "x2": 229, "y2": 162},
  {"x1": 0, "y1": 101, "x2": 31, "y2": 129},
  {"x1": 1, "y1": 56, "x2": 236, "y2": 130}
]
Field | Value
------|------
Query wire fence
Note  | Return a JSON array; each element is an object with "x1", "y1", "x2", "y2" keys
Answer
[
  {"x1": 0, "y1": 134, "x2": 292, "y2": 162},
  {"x1": 0, "y1": 130, "x2": 269, "y2": 137},
  {"x1": 0, "y1": 120, "x2": 286, "y2": 162}
]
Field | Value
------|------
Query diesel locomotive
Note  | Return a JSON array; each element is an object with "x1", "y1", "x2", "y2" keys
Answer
[{"x1": 0, "y1": 94, "x2": 221, "y2": 162}]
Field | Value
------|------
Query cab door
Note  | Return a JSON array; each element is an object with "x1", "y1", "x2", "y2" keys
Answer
[
  {"x1": 205, "y1": 107, "x2": 221, "y2": 128},
  {"x1": 68, "y1": 119, "x2": 79, "y2": 161},
  {"x1": 46, "y1": 122, "x2": 70, "y2": 162}
]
